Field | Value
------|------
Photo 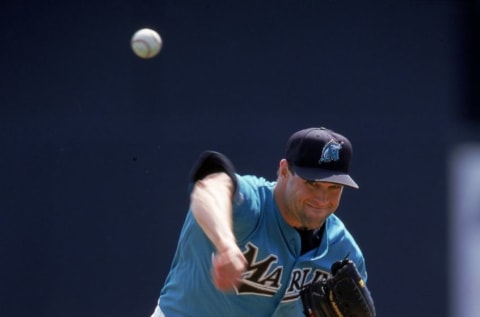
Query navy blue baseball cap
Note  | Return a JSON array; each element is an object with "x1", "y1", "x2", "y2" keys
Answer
[{"x1": 285, "y1": 127, "x2": 359, "y2": 189}]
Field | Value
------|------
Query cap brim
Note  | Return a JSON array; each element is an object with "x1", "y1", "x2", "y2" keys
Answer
[{"x1": 292, "y1": 166, "x2": 359, "y2": 189}]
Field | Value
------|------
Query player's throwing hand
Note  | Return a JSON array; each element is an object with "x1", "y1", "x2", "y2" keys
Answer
[{"x1": 212, "y1": 244, "x2": 247, "y2": 291}]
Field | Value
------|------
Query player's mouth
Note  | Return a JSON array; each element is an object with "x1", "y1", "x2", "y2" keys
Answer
[{"x1": 305, "y1": 201, "x2": 329, "y2": 211}]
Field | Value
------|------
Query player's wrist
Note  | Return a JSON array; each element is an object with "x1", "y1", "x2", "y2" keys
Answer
[{"x1": 215, "y1": 238, "x2": 239, "y2": 254}]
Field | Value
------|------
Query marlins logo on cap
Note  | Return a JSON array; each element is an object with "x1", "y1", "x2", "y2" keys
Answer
[
  {"x1": 320, "y1": 139, "x2": 343, "y2": 164},
  {"x1": 285, "y1": 127, "x2": 359, "y2": 188}
]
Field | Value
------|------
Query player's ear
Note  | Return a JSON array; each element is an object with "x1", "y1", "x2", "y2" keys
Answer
[{"x1": 279, "y1": 159, "x2": 290, "y2": 179}]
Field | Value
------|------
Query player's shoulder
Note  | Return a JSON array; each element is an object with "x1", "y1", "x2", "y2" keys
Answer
[
  {"x1": 236, "y1": 174, "x2": 276, "y2": 192},
  {"x1": 233, "y1": 174, "x2": 275, "y2": 206},
  {"x1": 326, "y1": 214, "x2": 346, "y2": 231},
  {"x1": 326, "y1": 215, "x2": 360, "y2": 248},
  {"x1": 325, "y1": 216, "x2": 368, "y2": 280}
]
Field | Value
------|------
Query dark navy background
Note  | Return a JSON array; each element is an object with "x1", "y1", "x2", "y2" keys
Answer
[{"x1": 1, "y1": 1, "x2": 479, "y2": 316}]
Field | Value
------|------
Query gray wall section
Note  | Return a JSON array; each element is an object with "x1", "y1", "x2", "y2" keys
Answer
[{"x1": 1, "y1": 1, "x2": 476, "y2": 316}]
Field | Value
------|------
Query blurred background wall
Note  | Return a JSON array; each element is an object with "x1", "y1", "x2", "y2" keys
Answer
[{"x1": 1, "y1": 1, "x2": 479, "y2": 316}]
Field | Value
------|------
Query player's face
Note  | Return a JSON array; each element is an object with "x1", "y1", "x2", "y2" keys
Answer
[{"x1": 282, "y1": 169, "x2": 344, "y2": 230}]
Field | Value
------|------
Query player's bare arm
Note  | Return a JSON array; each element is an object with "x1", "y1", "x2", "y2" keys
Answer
[{"x1": 190, "y1": 172, "x2": 247, "y2": 291}]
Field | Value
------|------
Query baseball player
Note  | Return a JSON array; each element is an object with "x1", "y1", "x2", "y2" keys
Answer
[{"x1": 150, "y1": 127, "x2": 375, "y2": 317}]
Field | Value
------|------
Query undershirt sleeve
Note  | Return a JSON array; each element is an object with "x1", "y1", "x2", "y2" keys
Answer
[{"x1": 189, "y1": 151, "x2": 238, "y2": 196}]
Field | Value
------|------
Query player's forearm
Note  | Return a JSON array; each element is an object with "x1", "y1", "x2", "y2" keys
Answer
[{"x1": 190, "y1": 172, "x2": 237, "y2": 252}]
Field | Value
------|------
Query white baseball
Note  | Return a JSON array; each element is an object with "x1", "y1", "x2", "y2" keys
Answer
[{"x1": 131, "y1": 28, "x2": 162, "y2": 59}]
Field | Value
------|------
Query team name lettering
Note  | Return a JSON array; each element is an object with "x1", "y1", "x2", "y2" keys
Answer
[
  {"x1": 235, "y1": 242, "x2": 329, "y2": 300},
  {"x1": 236, "y1": 242, "x2": 281, "y2": 296}
]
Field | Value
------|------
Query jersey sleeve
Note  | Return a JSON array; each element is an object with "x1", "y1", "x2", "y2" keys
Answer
[{"x1": 230, "y1": 175, "x2": 271, "y2": 243}]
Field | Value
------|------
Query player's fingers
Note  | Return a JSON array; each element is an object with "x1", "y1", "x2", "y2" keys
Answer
[
  {"x1": 212, "y1": 268, "x2": 243, "y2": 291},
  {"x1": 212, "y1": 258, "x2": 243, "y2": 284},
  {"x1": 214, "y1": 247, "x2": 247, "y2": 273},
  {"x1": 212, "y1": 249, "x2": 247, "y2": 291},
  {"x1": 212, "y1": 275, "x2": 236, "y2": 291}
]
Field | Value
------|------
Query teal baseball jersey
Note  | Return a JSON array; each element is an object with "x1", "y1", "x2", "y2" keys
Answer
[{"x1": 158, "y1": 174, "x2": 367, "y2": 316}]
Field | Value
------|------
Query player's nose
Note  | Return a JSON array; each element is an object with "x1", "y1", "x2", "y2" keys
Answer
[{"x1": 312, "y1": 188, "x2": 328, "y2": 202}]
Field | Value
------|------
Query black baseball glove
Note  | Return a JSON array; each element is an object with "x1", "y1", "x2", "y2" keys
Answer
[{"x1": 300, "y1": 258, "x2": 376, "y2": 317}]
